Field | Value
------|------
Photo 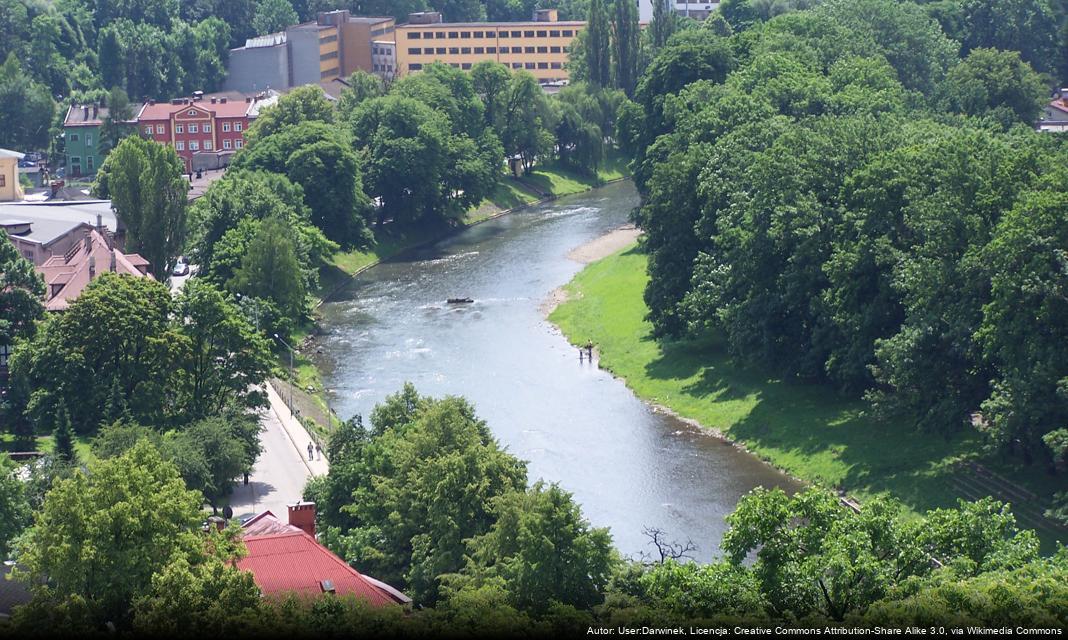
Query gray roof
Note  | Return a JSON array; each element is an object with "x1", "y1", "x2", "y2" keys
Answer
[
  {"x1": 0, "y1": 201, "x2": 117, "y2": 246},
  {"x1": 0, "y1": 149, "x2": 25, "y2": 160}
]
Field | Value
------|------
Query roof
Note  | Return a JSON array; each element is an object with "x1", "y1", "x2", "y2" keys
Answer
[
  {"x1": 137, "y1": 94, "x2": 262, "y2": 121},
  {"x1": 63, "y1": 104, "x2": 114, "y2": 127},
  {"x1": 242, "y1": 31, "x2": 287, "y2": 49},
  {"x1": 237, "y1": 530, "x2": 408, "y2": 606},
  {"x1": 0, "y1": 201, "x2": 117, "y2": 246},
  {"x1": 1047, "y1": 99, "x2": 1068, "y2": 117},
  {"x1": 318, "y1": 77, "x2": 352, "y2": 101},
  {"x1": 0, "y1": 149, "x2": 25, "y2": 160},
  {"x1": 241, "y1": 510, "x2": 305, "y2": 537},
  {"x1": 38, "y1": 228, "x2": 151, "y2": 311}
]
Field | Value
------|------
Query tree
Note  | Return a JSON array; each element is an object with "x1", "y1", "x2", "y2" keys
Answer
[
  {"x1": 0, "y1": 230, "x2": 44, "y2": 349},
  {"x1": 173, "y1": 280, "x2": 272, "y2": 418},
  {"x1": 12, "y1": 440, "x2": 204, "y2": 628},
  {"x1": 585, "y1": 0, "x2": 611, "y2": 88},
  {"x1": 52, "y1": 399, "x2": 76, "y2": 463},
  {"x1": 611, "y1": 0, "x2": 640, "y2": 97},
  {"x1": 94, "y1": 136, "x2": 188, "y2": 278},
  {"x1": 941, "y1": 48, "x2": 1048, "y2": 125},
  {"x1": 449, "y1": 482, "x2": 615, "y2": 613},
  {"x1": 252, "y1": 0, "x2": 298, "y2": 36},
  {"x1": 0, "y1": 53, "x2": 55, "y2": 151},
  {"x1": 9, "y1": 273, "x2": 183, "y2": 433},
  {"x1": 960, "y1": 0, "x2": 1059, "y2": 75},
  {"x1": 335, "y1": 70, "x2": 386, "y2": 122},
  {"x1": 244, "y1": 85, "x2": 334, "y2": 142},
  {"x1": 501, "y1": 71, "x2": 556, "y2": 173},
  {"x1": 99, "y1": 86, "x2": 137, "y2": 156},
  {"x1": 429, "y1": 0, "x2": 484, "y2": 21},
  {"x1": 314, "y1": 386, "x2": 528, "y2": 605},
  {"x1": 650, "y1": 0, "x2": 678, "y2": 50},
  {"x1": 228, "y1": 216, "x2": 307, "y2": 320},
  {"x1": 0, "y1": 456, "x2": 30, "y2": 557}
]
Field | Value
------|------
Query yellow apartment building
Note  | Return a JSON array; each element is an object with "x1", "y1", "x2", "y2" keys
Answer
[{"x1": 394, "y1": 11, "x2": 584, "y2": 82}]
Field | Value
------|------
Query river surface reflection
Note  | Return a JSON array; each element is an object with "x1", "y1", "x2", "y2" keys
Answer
[{"x1": 314, "y1": 181, "x2": 801, "y2": 561}]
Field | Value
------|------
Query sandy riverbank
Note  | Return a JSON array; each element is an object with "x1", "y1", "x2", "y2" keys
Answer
[{"x1": 542, "y1": 224, "x2": 642, "y2": 316}]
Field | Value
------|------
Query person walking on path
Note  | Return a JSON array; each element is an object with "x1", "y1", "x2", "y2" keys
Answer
[
  {"x1": 315, "y1": 443, "x2": 322, "y2": 461},
  {"x1": 307, "y1": 442, "x2": 314, "y2": 461}
]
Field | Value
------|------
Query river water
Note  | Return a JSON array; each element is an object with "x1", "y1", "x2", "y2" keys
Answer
[{"x1": 314, "y1": 181, "x2": 800, "y2": 562}]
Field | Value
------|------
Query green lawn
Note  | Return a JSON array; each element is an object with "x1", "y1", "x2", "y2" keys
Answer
[{"x1": 549, "y1": 246, "x2": 1063, "y2": 536}]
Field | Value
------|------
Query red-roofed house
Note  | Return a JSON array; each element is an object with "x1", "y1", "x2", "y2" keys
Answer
[
  {"x1": 136, "y1": 91, "x2": 278, "y2": 172},
  {"x1": 1040, "y1": 95, "x2": 1068, "y2": 132},
  {"x1": 38, "y1": 226, "x2": 151, "y2": 311},
  {"x1": 238, "y1": 505, "x2": 411, "y2": 607}
]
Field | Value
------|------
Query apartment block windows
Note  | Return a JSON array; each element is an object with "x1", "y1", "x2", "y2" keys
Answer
[
  {"x1": 562, "y1": 30, "x2": 574, "y2": 36},
  {"x1": 538, "y1": 62, "x2": 548, "y2": 69},
  {"x1": 448, "y1": 31, "x2": 458, "y2": 38},
  {"x1": 85, "y1": 134, "x2": 93, "y2": 146},
  {"x1": 550, "y1": 30, "x2": 560, "y2": 37},
  {"x1": 473, "y1": 31, "x2": 484, "y2": 38},
  {"x1": 156, "y1": 125, "x2": 164, "y2": 134},
  {"x1": 222, "y1": 122, "x2": 231, "y2": 132},
  {"x1": 435, "y1": 32, "x2": 445, "y2": 39},
  {"x1": 551, "y1": 46, "x2": 561, "y2": 53},
  {"x1": 500, "y1": 46, "x2": 510, "y2": 53},
  {"x1": 188, "y1": 124, "x2": 198, "y2": 134},
  {"x1": 461, "y1": 63, "x2": 471, "y2": 69},
  {"x1": 223, "y1": 139, "x2": 232, "y2": 149},
  {"x1": 144, "y1": 125, "x2": 153, "y2": 135},
  {"x1": 524, "y1": 46, "x2": 535, "y2": 53},
  {"x1": 176, "y1": 141, "x2": 185, "y2": 151},
  {"x1": 524, "y1": 62, "x2": 535, "y2": 69},
  {"x1": 410, "y1": 63, "x2": 423, "y2": 71},
  {"x1": 510, "y1": 30, "x2": 521, "y2": 37},
  {"x1": 409, "y1": 32, "x2": 421, "y2": 39},
  {"x1": 176, "y1": 124, "x2": 184, "y2": 133},
  {"x1": 524, "y1": 30, "x2": 534, "y2": 37},
  {"x1": 474, "y1": 47, "x2": 484, "y2": 54},
  {"x1": 409, "y1": 47, "x2": 421, "y2": 54},
  {"x1": 536, "y1": 30, "x2": 547, "y2": 37},
  {"x1": 235, "y1": 122, "x2": 243, "y2": 131},
  {"x1": 486, "y1": 46, "x2": 497, "y2": 54},
  {"x1": 436, "y1": 47, "x2": 446, "y2": 54},
  {"x1": 69, "y1": 133, "x2": 79, "y2": 142},
  {"x1": 550, "y1": 62, "x2": 562, "y2": 69},
  {"x1": 203, "y1": 124, "x2": 211, "y2": 133},
  {"x1": 460, "y1": 31, "x2": 471, "y2": 38},
  {"x1": 460, "y1": 47, "x2": 471, "y2": 54},
  {"x1": 189, "y1": 141, "x2": 199, "y2": 151},
  {"x1": 537, "y1": 46, "x2": 547, "y2": 53},
  {"x1": 449, "y1": 47, "x2": 459, "y2": 54},
  {"x1": 204, "y1": 140, "x2": 213, "y2": 150},
  {"x1": 235, "y1": 140, "x2": 243, "y2": 148}
]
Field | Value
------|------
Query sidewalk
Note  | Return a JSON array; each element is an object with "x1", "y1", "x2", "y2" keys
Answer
[{"x1": 265, "y1": 382, "x2": 329, "y2": 477}]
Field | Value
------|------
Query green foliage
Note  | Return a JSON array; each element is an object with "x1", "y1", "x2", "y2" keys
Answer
[
  {"x1": 252, "y1": 0, "x2": 298, "y2": 36},
  {"x1": 961, "y1": 0, "x2": 1060, "y2": 75},
  {"x1": 942, "y1": 47, "x2": 1048, "y2": 124},
  {"x1": 228, "y1": 216, "x2": 308, "y2": 320},
  {"x1": 245, "y1": 85, "x2": 335, "y2": 142},
  {"x1": 586, "y1": 0, "x2": 612, "y2": 87},
  {"x1": 11, "y1": 440, "x2": 204, "y2": 629},
  {"x1": 94, "y1": 136, "x2": 188, "y2": 278},
  {"x1": 0, "y1": 230, "x2": 44, "y2": 348},
  {"x1": 611, "y1": 0, "x2": 641, "y2": 97},
  {"x1": 0, "y1": 53, "x2": 55, "y2": 151},
  {"x1": 52, "y1": 398, "x2": 76, "y2": 464}
]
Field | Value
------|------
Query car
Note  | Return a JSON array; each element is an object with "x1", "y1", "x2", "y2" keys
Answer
[{"x1": 172, "y1": 257, "x2": 189, "y2": 276}]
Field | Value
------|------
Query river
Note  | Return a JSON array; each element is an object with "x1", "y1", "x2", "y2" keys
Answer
[{"x1": 313, "y1": 181, "x2": 801, "y2": 562}]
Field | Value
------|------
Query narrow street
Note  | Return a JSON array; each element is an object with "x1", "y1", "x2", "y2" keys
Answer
[{"x1": 229, "y1": 383, "x2": 328, "y2": 521}]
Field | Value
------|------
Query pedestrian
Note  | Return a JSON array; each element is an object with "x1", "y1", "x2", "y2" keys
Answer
[
  {"x1": 315, "y1": 442, "x2": 322, "y2": 461},
  {"x1": 585, "y1": 339, "x2": 594, "y2": 360},
  {"x1": 307, "y1": 442, "x2": 314, "y2": 461}
]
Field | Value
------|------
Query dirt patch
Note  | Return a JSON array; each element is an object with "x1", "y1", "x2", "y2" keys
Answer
[
  {"x1": 566, "y1": 224, "x2": 641, "y2": 264},
  {"x1": 540, "y1": 286, "x2": 571, "y2": 316}
]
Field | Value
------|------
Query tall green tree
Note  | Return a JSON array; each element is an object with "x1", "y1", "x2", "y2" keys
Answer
[
  {"x1": 94, "y1": 136, "x2": 188, "y2": 278},
  {"x1": 99, "y1": 86, "x2": 137, "y2": 156},
  {"x1": 52, "y1": 398, "x2": 76, "y2": 463},
  {"x1": 960, "y1": 0, "x2": 1060, "y2": 75},
  {"x1": 228, "y1": 216, "x2": 307, "y2": 320},
  {"x1": 611, "y1": 0, "x2": 640, "y2": 96},
  {"x1": 941, "y1": 48, "x2": 1047, "y2": 125},
  {"x1": 650, "y1": 0, "x2": 678, "y2": 50},
  {"x1": 0, "y1": 53, "x2": 56, "y2": 151},
  {"x1": 586, "y1": 0, "x2": 611, "y2": 88}
]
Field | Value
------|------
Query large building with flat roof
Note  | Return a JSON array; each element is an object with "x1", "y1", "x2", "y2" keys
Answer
[{"x1": 394, "y1": 10, "x2": 582, "y2": 81}]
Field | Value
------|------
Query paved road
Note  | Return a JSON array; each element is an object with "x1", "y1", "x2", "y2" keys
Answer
[{"x1": 229, "y1": 384, "x2": 329, "y2": 521}]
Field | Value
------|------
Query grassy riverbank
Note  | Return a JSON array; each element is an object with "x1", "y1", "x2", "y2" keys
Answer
[
  {"x1": 549, "y1": 245, "x2": 1065, "y2": 549},
  {"x1": 280, "y1": 160, "x2": 629, "y2": 442}
]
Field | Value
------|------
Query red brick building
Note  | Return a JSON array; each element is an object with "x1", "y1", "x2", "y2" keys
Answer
[{"x1": 135, "y1": 92, "x2": 278, "y2": 171}]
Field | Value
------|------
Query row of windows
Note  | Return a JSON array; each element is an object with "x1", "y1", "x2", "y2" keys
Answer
[
  {"x1": 372, "y1": 64, "x2": 394, "y2": 73},
  {"x1": 321, "y1": 34, "x2": 338, "y2": 44},
  {"x1": 173, "y1": 138, "x2": 244, "y2": 151},
  {"x1": 143, "y1": 122, "x2": 243, "y2": 135},
  {"x1": 68, "y1": 133, "x2": 93, "y2": 146},
  {"x1": 372, "y1": 46, "x2": 393, "y2": 55},
  {"x1": 320, "y1": 50, "x2": 339, "y2": 61},
  {"x1": 69, "y1": 155, "x2": 95, "y2": 171},
  {"x1": 407, "y1": 29, "x2": 575, "y2": 40},
  {"x1": 408, "y1": 61, "x2": 562, "y2": 71},
  {"x1": 407, "y1": 45, "x2": 566, "y2": 55}
]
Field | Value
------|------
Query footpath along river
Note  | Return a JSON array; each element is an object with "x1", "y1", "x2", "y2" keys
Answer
[{"x1": 313, "y1": 181, "x2": 801, "y2": 561}]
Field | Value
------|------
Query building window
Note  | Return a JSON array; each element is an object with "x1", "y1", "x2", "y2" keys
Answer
[
  {"x1": 320, "y1": 51, "x2": 338, "y2": 61},
  {"x1": 156, "y1": 125, "x2": 164, "y2": 134},
  {"x1": 201, "y1": 140, "x2": 211, "y2": 150},
  {"x1": 408, "y1": 47, "x2": 421, "y2": 54},
  {"x1": 550, "y1": 30, "x2": 560, "y2": 37},
  {"x1": 551, "y1": 46, "x2": 561, "y2": 53},
  {"x1": 450, "y1": 63, "x2": 459, "y2": 68},
  {"x1": 187, "y1": 110, "x2": 196, "y2": 116},
  {"x1": 69, "y1": 133, "x2": 79, "y2": 143},
  {"x1": 87, "y1": 156, "x2": 94, "y2": 171},
  {"x1": 562, "y1": 30, "x2": 574, "y2": 37},
  {"x1": 85, "y1": 134, "x2": 93, "y2": 146},
  {"x1": 435, "y1": 32, "x2": 445, "y2": 39},
  {"x1": 189, "y1": 141, "x2": 199, "y2": 151},
  {"x1": 537, "y1": 46, "x2": 547, "y2": 53},
  {"x1": 410, "y1": 63, "x2": 423, "y2": 71},
  {"x1": 449, "y1": 47, "x2": 459, "y2": 54},
  {"x1": 0, "y1": 174, "x2": 5, "y2": 187},
  {"x1": 525, "y1": 62, "x2": 535, "y2": 69},
  {"x1": 203, "y1": 124, "x2": 211, "y2": 133},
  {"x1": 222, "y1": 122, "x2": 231, "y2": 132},
  {"x1": 176, "y1": 141, "x2": 185, "y2": 151},
  {"x1": 235, "y1": 122, "x2": 243, "y2": 131},
  {"x1": 0, "y1": 344, "x2": 10, "y2": 367},
  {"x1": 235, "y1": 139, "x2": 243, "y2": 148},
  {"x1": 144, "y1": 126, "x2": 153, "y2": 135},
  {"x1": 409, "y1": 32, "x2": 420, "y2": 39},
  {"x1": 461, "y1": 63, "x2": 471, "y2": 69},
  {"x1": 436, "y1": 47, "x2": 445, "y2": 54},
  {"x1": 524, "y1": 30, "x2": 534, "y2": 37},
  {"x1": 538, "y1": 62, "x2": 548, "y2": 69},
  {"x1": 460, "y1": 47, "x2": 471, "y2": 54},
  {"x1": 223, "y1": 139, "x2": 232, "y2": 149},
  {"x1": 474, "y1": 47, "x2": 484, "y2": 54},
  {"x1": 176, "y1": 124, "x2": 184, "y2": 133},
  {"x1": 511, "y1": 30, "x2": 521, "y2": 37},
  {"x1": 448, "y1": 31, "x2": 458, "y2": 39},
  {"x1": 460, "y1": 31, "x2": 470, "y2": 38},
  {"x1": 474, "y1": 31, "x2": 484, "y2": 38},
  {"x1": 550, "y1": 62, "x2": 562, "y2": 69},
  {"x1": 524, "y1": 46, "x2": 535, "y2": 53},
  {"x1": 487, "y1": 46, "x2": 497, "y2": 54},
  {"x1": 499, "y1": 31, "x2": 509, "y2": 38},
  {"x1": 511, "y1": 62, "x2": 522, "y2": 68},
  {"x1": 188, "y1": 124, "x2": 198, "y2": 134},
  {"x1": 499, "y1": 46, "x2": 510, "y2": 53},
  {"x1": 536, "y1": 30, "x2": 547, "y2": 37}
]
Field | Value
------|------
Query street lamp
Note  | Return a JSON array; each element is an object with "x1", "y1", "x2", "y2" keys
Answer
[{"x1": 273, "y1": 333, "x2": 295, "y2": 415}]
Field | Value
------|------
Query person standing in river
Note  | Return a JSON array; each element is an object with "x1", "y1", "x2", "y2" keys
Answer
[{"x1": 585, "y1": 340, "x2": 594, "y2": 361}]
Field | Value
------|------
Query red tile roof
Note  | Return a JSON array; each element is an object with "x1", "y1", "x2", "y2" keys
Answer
[
  {"x1": 137, "y1": 98, "x2": 255, "y2": 121},
  {"x1": 38, "y1": 228, "x2": 151, "y2": 311},
  {"x1": 238, "y1": 513, "x2": 409, "y2": 606}
]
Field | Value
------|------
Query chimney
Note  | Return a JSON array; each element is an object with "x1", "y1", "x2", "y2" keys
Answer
[
  {"x1": 206, "y1": 515, "x2": 226, "y2": 531},
  {"x1": 287, "y1": 501, "x2": 316, "y2": 537},
  {"x1": 148, "y1": 99, "x2": 156, "y2": 106},
  {"x1": 88, "y1": 255, "x2": 96, "y2": 277},
  {"x1": 96, "y1": 214, "x2": 103, "y2": 231},
  {"x1": 92, "y1": 104, "x2": 98, "y2": 119},
  {"x1": 109, "y1": 248, "x2": 116, "y2": 272},
  {"x1": 220, "y1": 97, "x2": 227, "y2": 104},
  {"x1": 210, "y1": 97, "x2": 217, "y2": 104},
  {"x1": 82, "y1": 105, "x2": 89, "y2": 120},
  {"x1": 245, "y1": 96, "x2": 253, "y2": 103}
]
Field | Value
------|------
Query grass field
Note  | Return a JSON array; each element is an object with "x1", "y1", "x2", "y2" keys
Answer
[{"x1": 549, "y1": 246, "x2": 1066, "y2": 549}]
